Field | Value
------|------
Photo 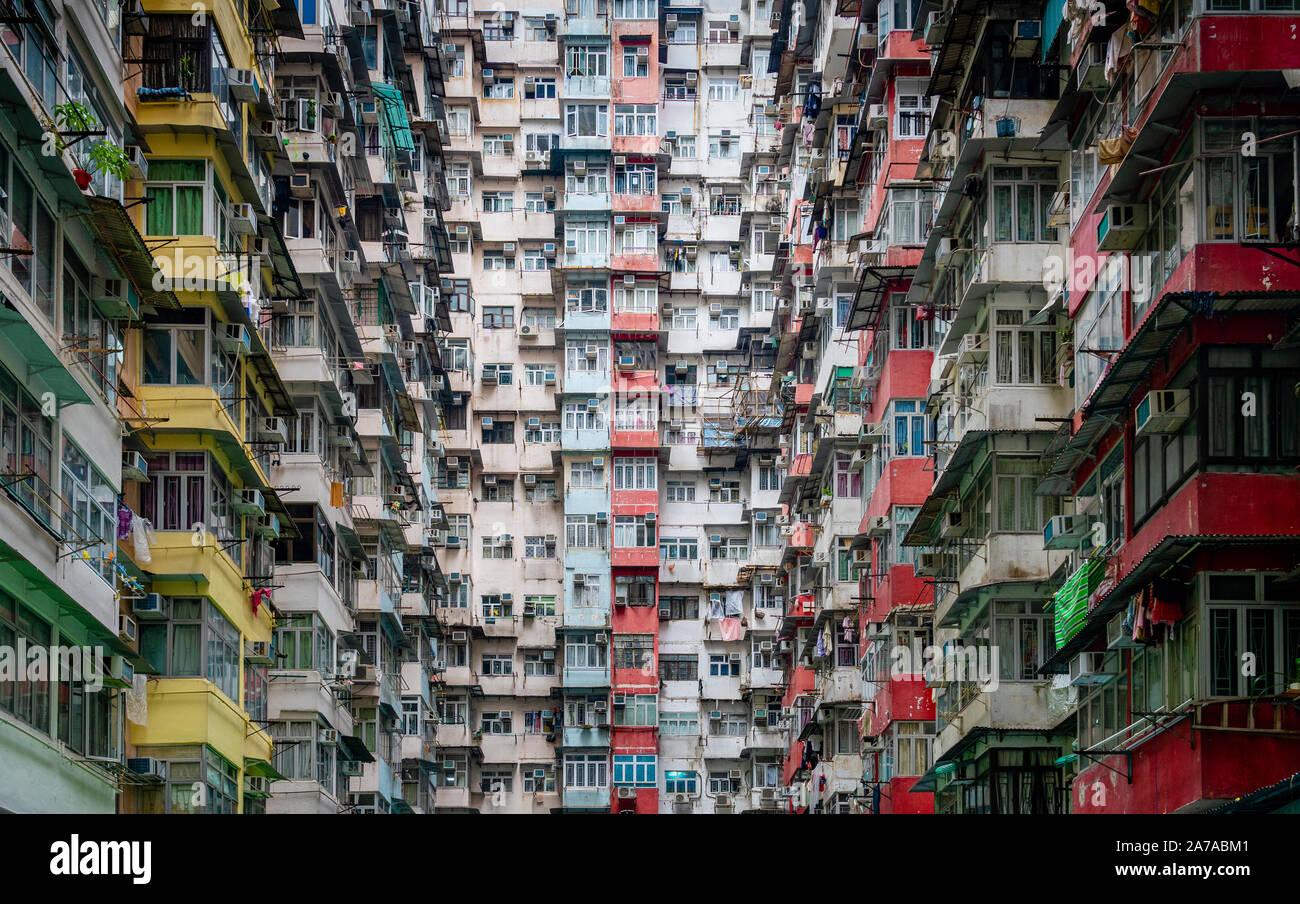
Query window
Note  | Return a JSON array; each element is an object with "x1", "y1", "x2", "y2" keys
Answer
[
  {"x1": 613, "y1": 635, "x2": 654, "y2": 671},
  {"x1": 613, "y1": 457, "x2": 656, "y2": 489},
  {"x1": 894, "y1": 721, "x2": 933, "y2": 776},
  {"x1": 990, "y1": 600, "x2": 1056, "y2": 681},
  {"x1": 481, "y1": 419, "x2": 514, "y2": 444},
  {"x1": 481, "y1": 653, "x2": 513, "y2": 676},
  {"x1": 709, "y1": 134, "x2": 739, "y2": 158},
  {"x1": 613, "y1": 515, "x2": 655, "y2": 547},
  {"x1": 565, "y1": 103, "x2": 608, "y2": 137},
  {"x1": 615, "y1": 223, "x2": 657, "y2": 254},
  {"x1": 709, "y1": 771, "x2": 741, "y2": 794},
  {"x1": 991, "y1": 166, "x2": 1058, "y2": 243},
  {"x1": 566, "y1": 631, "x2": 607, "y2": 669},
  {"x1": 525, "y1": 363, "x2": 557, "y2": 386},
  {"x1": 144, "y1": 159, "x2": 207, "y2": 235},
  {"x1": 564, "y1": 402, "x2": 605, "y2": 431},
  {"x1": 523, "y1": 765, "x2": 557, "y2": 793},
  {"x1": 1207, "y1": 572, "x2": 1300, "y2": 698},
  {"x1": 890, "y1": 400, "x2": 927, "y2": 458},
  {"x1": 893, "y1": 77, "x2": 931, "y2": 138},
  {"x1": 1201, "y1": 118, "x2": 1296, "y2": 244},
  {"x1": 993, "y1": 308, "x2": 1057, "y2": 385},
  {"x1": 614, "y1": 284, "x2": 657, "y2": 312},
  {"x1": 708, "y1": 77, "x2": 739, "y2": 101},
  {"x1": 659, "y1": 537, "x2": 699, "y2": 560},
  {"x1": 613, "y1": 754, "x2": 657, "y2": 786},
  {"x1": 567, "y1": 160, "x2": 609, "y2": 194},
  {"x1": 659, "y1": 653, "x2": 698, "y2": 681},
  {"x1": 565, "y1": 754, "x2": 607, "y2": 789},
  {"x1": 660, "y1": 596, "x2": 699, "y2": 620},
  {"x1": 566, "y1": 44, "x2": 608, "y2": 76},
  {"x1": 994, "y1": 457, "x2": 1057, "y2": 534},
  {"x1": 565, "y1": 221, "x2": 609, "y2": 256},
  {"x1": 482, "y1": 306, "x2": 515, "y2": 329},
  {"x1": 660, "y1": 713, "x2": 699, "y2": 736},
  {"x1": 481, "y1": 709, "x2": 513, "y2": 734},
  {"x1": 524, "y1": 650, "x2": 557, "y2": 676},
  {"x1": 667, "y1": 21, "x2": 696, "y2": 44},
  {"x1": 665, "y1": 480, "x2": 695, "y2": 502},
  {"x1": 891, "y1": 298, "x2": 946, "y2": 349},
  {"x1": 614, "y1": 164, "x2": 657, "y2": 195},
  {"x1": 566, "y1": 514, "x2": 607, "y2": 548},
  {"x1": 524, "y1": 535, "x2": 555, "y2": 558},
  {"x1": 622, "y1": 47, "x2": 648, "y2": 78},
  {"x1": 614, "y1": 0, "x2": 655, "y2": 17},
  {"x1": 479, "y1": 769, "x2": 513, "y2": 793},
  {"x1": 889, "y1": 188, "x2": 933, "y2": 245},
  {"x1": 137, "y1": 599, "x2": 240, "y2": 702},
  {"x1": 614, "y1": 104, "x2": 657, "y2": 136},
  {"x1": 707, "y1": 20, "x2": 738, "y2": 43},
  {"x1": 565, "y1": 280, "x2": 608, "y2": 313},
  {"x1": 482, "y1": 189, "x2": 513, "y2": 210},
  {"x1": 709, "y1": 653, "x2": 739, "y2": 677},
  {"x1": 483, "y1": 79, "x2": 515, "y2": 99}
]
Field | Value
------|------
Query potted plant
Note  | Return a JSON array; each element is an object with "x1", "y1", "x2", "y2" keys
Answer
[{"x1": 305, "y1": 99, "x2": 317, "y2": 130}]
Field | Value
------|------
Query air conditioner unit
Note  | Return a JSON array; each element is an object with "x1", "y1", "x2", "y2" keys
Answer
[
  {"x1": 543, "y1": 242, "x2": 557, "y2": 257},
  {"x1": 126, "y1": 757, "x2": 166, "y2": 780},
  {"x1": 230, "y1": 202, "x2": 257, "y2": 235},
  {"x1": 617, "y1": 786, "x2": 636, "y2": 799},
  {"x1": 592, "y1": 457, "x2": 605, "y2": 468},
  {"x1": 1043, "y1": 514, "x2": 1090, "y2": 550},
  {"x1": 340, "y1": 249, "x2": 360, "y2": 272},
  {"x1": 91, "y1": 277, "x2": 139, "y2": 320},
  {"x1": 451, "y1": 630, "x2": 468, "y2": 642},
  {"x1": 924, "y1": 11, "x2": 947, "y2": 45},
  {"x1": 124, "y1": 145, "x2": 149, "y2": 181},
  {"x1": 233, "y1": 488, "x2": 265, "y2": 516},
  {"x1": 1011, "y1": 19, "x2": 1041, "y2": 57},
  {"x1": 226, "y1": 68, "x2": 258, "y2": 103},
  {"x1": 245, "y1": 640, "x2": 273, "y2": 665},
  {"x1": 959, "y1": 333, "x2": 988, "y2": 359},
  {"x1": 1079, "y1": 43, "x2": 1109, "y2": 92},
  {"x1": 868, "y1": 515, "x2": 890, "y2": 535},
  {"x1": 118, "y1": 614, "x2": 137, "y2": 644},
  {"x1": 1069, "y1": 651, "x2": 1117, "y2": 687},
  {"x1": 916, "y1": 552, "x2": 947, "y2": 576},
  {"x1": 1134, "y1": 388, "x2": 1190, "y2": 436},
  {"x1": 133, "y1": 593, "x2": 169, "y2": 620},
  {"x1": 319, "y1": 727, "x2": 340, "y2": 745},
  {"x1": 481, "y1": 69, "x2": 496, "y2": 84},
  {"x1": 618, "y1": 355, "x2": 636, "y2": 370},
  {"x1": 329, "y1": 424, "x2": 351, "y2": 446},
  {"x1": 122, "y1": 451, "x2": 149, "y2": 482},
  {"x1": 256, "y1": 417, "x2": 289, "y2": 445},
  {"x1": 866, "y1": 105, "x2": 887, "y2": 129},
  {"x1": 360, "y1": 100, "x2": 379, "y2": 123},
  {"x1": 290, "y1": 172, "x2": 312, "y2": 199},
  {"x1": 1097, "y1": 203, "x2": 1148, "y2": 251},
  {"x1": 941, "y1": 510, "x2": 966, "y2": 538},
  {"x1": 216, "y1": 323, "x2": 251, "y2": 355}
]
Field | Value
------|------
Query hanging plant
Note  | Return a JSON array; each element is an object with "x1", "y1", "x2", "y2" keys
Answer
[{"x1": 87, "y1": 140, "x2": 132, "y2": 183}]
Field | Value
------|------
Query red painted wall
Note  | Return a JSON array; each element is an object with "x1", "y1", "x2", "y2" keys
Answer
[{"x1": 1075, "y1": 720, "x2": 1300, "y2": 813}]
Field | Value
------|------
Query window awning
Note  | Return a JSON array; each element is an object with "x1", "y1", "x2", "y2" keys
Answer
[
  {"x1": 0, "y1": 303, "x2": 91, "y2": 408},
  {"x1": 83, "y1": 196, "x2": 182, "y2": 314},
  {"x1": 371, "y1": 83, "x2": 416, "y2": 155},
  {"x1": 245, "y1": 757, "x2": 287, "y2": 782},
  {"x1": 339, "y1": 734, "x2": 375, "y2": 763}
]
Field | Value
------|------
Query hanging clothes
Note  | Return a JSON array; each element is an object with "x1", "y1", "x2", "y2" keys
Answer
[
  {"x1": 117, "y1": 503, "x2": 133, "y2": 541},
  {"x1": 1150, "y1": 578, "x2": 1186, "y2": 628}
]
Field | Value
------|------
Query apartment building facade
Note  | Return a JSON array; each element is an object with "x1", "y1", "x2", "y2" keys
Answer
[
  {"x1": 763, "y1": 0, "x2": 1300, "y2": 816},
  {"x1": 0, "y1": 0, "x2": 458, "y2": 814},
  {"x1": 431, "y1": 0, "x2": 801, "y2": 814}
]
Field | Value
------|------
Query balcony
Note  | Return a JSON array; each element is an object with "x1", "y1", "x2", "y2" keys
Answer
[
  {"x1": 702, "y1": 734, "x2": 745, "y2": 759},
  {"x1": 561, "y1": 725, "x2": 610, "y2": 748},
  {"x1": 562, "y1": 666, "x2": 611, "y2": 689},
  {"x1": 565, "y1": 74, "x2": 610, "y2": 98},
  {"x1": 562, "y1": 786, "x2": 611, "y2": 810}
]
